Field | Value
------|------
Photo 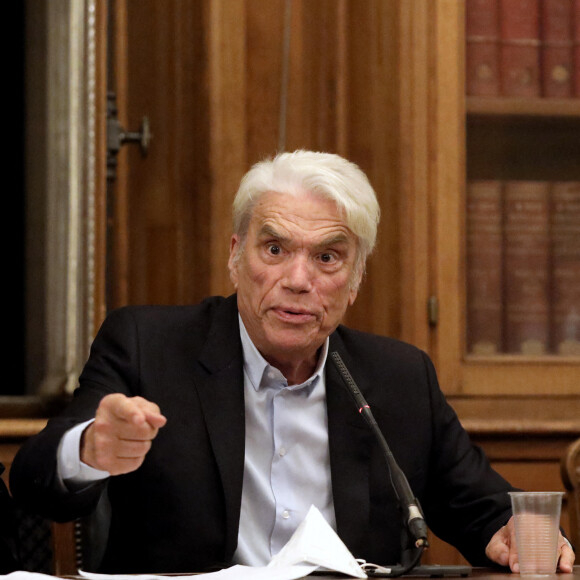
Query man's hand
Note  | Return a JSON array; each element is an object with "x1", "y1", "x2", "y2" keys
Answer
[
  {"x1": 485, "y1": 516, "x2": 575, "y2": 573},
  {"x1": 80, "y1": 393, "x2": 167, "y2": 475}
]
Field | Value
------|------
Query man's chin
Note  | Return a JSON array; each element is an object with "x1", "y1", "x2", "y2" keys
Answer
[{"x1": 266, "y1": 333, "x2": 324, "y2": 358}]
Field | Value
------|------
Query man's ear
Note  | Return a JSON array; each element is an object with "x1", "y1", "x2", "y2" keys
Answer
[
  {"x1": 348, "y1": 286, "x2": 359, "y2": 306},
  {"x1": 228, "y1": 234, "x2": 240, "y2": 288},
  {"x1": 348, "y1": 267, "x2": 363, "y2": 306}
]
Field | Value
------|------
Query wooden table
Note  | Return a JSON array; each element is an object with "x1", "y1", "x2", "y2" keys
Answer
[{"x1": 305, "y1": 567, "x2": 580, "y2": 579}]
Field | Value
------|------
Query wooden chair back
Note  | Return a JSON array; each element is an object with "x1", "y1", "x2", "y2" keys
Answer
[{"x1": 561, "y1": 437, "x2": 580, "y2": 550}]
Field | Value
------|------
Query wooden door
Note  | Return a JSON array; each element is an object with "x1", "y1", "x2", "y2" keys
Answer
[{"x1": 106, "y1": 0, "x2": 243, "y2": 311}]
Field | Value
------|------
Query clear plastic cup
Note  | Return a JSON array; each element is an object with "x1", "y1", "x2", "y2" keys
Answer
[{"x1": 509, "y1": 491, "x2": 564, "y2": 575}]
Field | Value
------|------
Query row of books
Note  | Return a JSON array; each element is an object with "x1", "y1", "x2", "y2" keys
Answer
[
  {"x1": 466, "y1": 0, "x2": 580, "y2": 98},
  {"x1": 466, "y1": 180, "x2": 580, "y2": 356}
]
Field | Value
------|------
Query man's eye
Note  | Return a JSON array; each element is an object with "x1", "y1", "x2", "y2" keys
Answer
[
  {"x1": 267, "y1": 244, "x2": 281, "y2": 256},
  {"x1": 319, "y1": 253, "x2": 335, "y2": 264}
]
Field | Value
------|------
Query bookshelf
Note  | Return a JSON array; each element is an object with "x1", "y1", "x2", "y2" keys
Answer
[
  {"x1": 408, "y1": 0, "x2": 580, "y2": 565},
  {"x1": 459, "y1": 1, "x2": 580, "y2": 394}
]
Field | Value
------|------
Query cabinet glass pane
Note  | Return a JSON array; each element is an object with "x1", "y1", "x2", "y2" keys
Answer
[
  {"x1": 466, "y1": 177, "x2": 580, "y2": 355},
  {"x1": 464, "y1": 0, "x2": 580, "y2": 358}
]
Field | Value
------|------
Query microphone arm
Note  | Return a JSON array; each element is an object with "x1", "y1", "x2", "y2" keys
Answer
[{"x1": 330, "y1": 351, "x2": 429, "y2": 550}]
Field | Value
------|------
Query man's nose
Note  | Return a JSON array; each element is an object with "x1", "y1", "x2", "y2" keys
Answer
[{"x1": 282, "y1": 255, "x2": 314, "y2": 292}]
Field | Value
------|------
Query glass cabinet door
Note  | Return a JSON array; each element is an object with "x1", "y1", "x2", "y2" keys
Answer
[
  {"x1": 466, "y1": 128, "x2": 580, "y2": 357},
  {"x1": 460, "y1": 0, "x2": 580, "y2": 394}
]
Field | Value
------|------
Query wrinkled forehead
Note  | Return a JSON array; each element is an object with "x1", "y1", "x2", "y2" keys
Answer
[{"x1": 248, "y1": 190, "x2": 352, "y2": 235}]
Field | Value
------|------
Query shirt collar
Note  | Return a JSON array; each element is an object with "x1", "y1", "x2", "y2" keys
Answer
[{"x1": 238, "y1": 314, "x2": 329, "y2": 392}]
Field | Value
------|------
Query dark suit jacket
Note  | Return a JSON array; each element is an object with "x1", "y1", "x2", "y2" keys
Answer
[{"x1": 10, "y1": 295, "x2": 514, "y2": 573}]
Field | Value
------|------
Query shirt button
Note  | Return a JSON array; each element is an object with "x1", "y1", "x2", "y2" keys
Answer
[
  {"x1": 282, "y1": 510, "x2": 290, "y2": 519},
  {"x1": 279, "y1": 447, "x2": 286, "y2": 457}
]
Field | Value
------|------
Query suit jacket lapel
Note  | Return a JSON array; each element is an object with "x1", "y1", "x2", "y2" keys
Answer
[
  {"x1": 195, "y1": 296, "x2": 246, "y2": 561},
  {"x1": 327, "y1": 332, "x2": 374, "y2": 556}
]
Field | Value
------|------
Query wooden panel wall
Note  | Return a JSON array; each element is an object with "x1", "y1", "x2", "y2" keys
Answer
[
  {"x1": 111, "y1": 0, "x2": 405, "y2": 341},
  {"x1": 343, "y1": 1, "x2": 403, "y2": 337}
]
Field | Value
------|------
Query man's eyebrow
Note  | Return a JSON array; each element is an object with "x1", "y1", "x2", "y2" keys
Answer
[
  {"x1": 311, "y1": 233, "x2": 352, "y2": 252},
  {"x1": 257, "y1": 224, "x2": 288, "y2": 241},
  {"x1": 257, "y1": 224, "x2": 353, "y2": 250},
  {"x1": 316, "y1": 233, "x2": 350, "y2": 247}
]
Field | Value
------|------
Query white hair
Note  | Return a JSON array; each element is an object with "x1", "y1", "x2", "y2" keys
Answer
[{"x1": 232, "y1": 150, "x2": 380, "y2": 266}]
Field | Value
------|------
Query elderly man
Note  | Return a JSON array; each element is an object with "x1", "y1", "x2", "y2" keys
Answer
[{"x1": 10, "y1": 151, "x2": 574, "y2": 574}]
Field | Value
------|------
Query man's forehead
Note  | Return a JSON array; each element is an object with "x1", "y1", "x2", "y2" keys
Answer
[
  {"x1": 251, "y1": 191, "x2": 347, "y2": 225},
  {"x1": 254, "y1": 210, "x2": 352, "y2": 237},
  {"x1": 256, "y1": 220, "x2": 353, "y2": 245},
  {"x1": 244, "y1": 190, "x2": 357, "y2": 245}
]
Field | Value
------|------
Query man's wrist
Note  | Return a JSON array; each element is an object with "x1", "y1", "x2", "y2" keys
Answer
[{"x1": 57, "y1": 420, "x2": 110, "y2": 486}]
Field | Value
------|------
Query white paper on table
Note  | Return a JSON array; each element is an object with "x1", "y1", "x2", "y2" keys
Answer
[
  {"x1": 1, "y1": 574, "x2": 60, "y2": 580},
  {"x1": 268, "y1": 505, "x2": 367, "y2": 578},
  {"x1": 2, "y1": 568, "x2": 318, "y2": 580},
  {"x1": 78, "y1": 564, "x2": 318, "y2": 580}
]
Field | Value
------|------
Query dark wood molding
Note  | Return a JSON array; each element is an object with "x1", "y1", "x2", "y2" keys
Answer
[{"x1": 450, "y1": 395, "x2": 580, "y2": 437}]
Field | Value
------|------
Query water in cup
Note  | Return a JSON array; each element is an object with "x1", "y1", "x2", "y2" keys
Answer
[{"x1": 509, "y1": 491, "x2": 564, "y2": 575}]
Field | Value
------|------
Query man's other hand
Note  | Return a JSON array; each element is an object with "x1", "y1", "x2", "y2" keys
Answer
[
  {"x1": 80, "y1": 393, "x2": 167, "y2": 475},
  {"x1": 485, "y1": 516, "x2": 575, "y2": 573}
]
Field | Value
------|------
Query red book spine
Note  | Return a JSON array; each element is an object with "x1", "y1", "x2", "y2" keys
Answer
[
  {"x1": 503, "y1": 181, "x2": 550, "y2": 354},
  {"x1": 466, "y1": 0, "x2": 501, "y2": 95},
  {"x1": 550, "y1": 182, "x2": 580, "y2": 355},
  {"x1": 575, "y1": 0, "x2": 580, "y2": 95},
  {"x1": 541, "y1": 0, "x2": 574, "y2": 97},
  {"x1": 500, "y1": 0, "x2": 541, "y2": 96},
  {"x1": 466, "y1": 181, "x2": 504, "y2": 354}
]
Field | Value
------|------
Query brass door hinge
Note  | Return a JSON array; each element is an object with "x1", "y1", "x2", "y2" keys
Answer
[
  {"x1": 427, "y1": 296, "x2": 439, "y2": 327},
  {"x1": 107, "y1": 92, "x2": 152, "y2": 182}
]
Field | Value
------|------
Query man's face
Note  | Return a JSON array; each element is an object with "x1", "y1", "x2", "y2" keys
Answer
[{"x1": 228, "y1": 190, "x2": 361, "y2": 370}]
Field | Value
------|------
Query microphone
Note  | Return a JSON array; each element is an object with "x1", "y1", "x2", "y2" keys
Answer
[{"x1": 330, "y1": 351, "x2": 429, "y2": 550}]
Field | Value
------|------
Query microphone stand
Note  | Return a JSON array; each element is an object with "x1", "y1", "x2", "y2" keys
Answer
[{"x1": 330, "y1": 352, "x2": 471, "y2": 578}]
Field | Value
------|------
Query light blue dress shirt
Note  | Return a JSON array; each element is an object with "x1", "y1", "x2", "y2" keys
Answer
[{"x1": 233, "y1": 317, "x2": 336, "y2": 565}]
